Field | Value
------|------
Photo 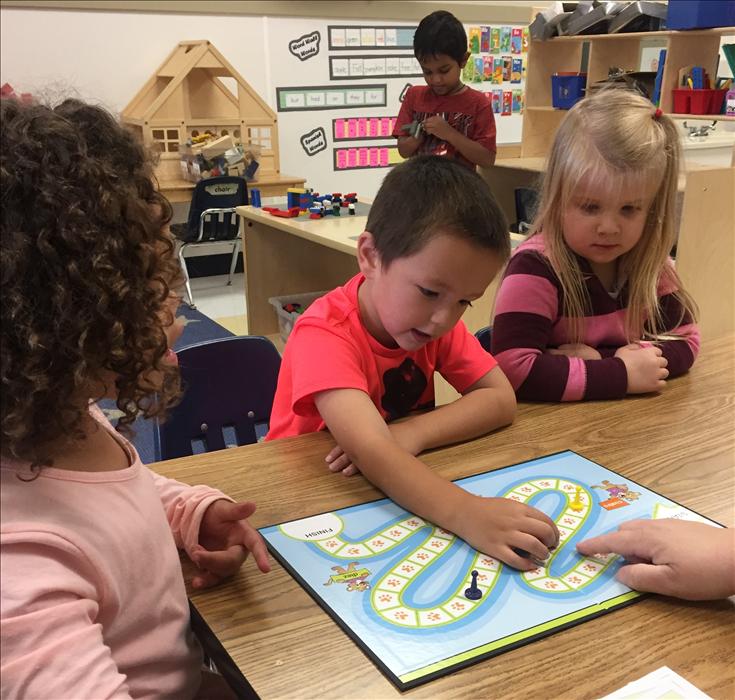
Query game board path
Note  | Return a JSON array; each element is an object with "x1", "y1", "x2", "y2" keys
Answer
[{"x1": 308, "y1": 478, "x2": 618, "y2": 628}]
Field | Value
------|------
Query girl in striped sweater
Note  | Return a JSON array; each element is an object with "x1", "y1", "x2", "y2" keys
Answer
[{"x1": 492, "y1": 89, "x2": 699, "y2": 401}]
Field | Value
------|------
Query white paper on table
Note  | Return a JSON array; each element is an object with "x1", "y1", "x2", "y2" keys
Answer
[{"x1": 599, "y1": 666, "x2": 713, "y2": 700}]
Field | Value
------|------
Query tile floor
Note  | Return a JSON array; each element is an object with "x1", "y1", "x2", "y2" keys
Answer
[{"x1": 187, "y1": 273, "x2": 248, "y2": 335}]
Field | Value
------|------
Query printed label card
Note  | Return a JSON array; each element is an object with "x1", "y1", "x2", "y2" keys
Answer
[
  {"x1": 500, "y1": 27, "x2": 512, "y2": 53},
  {"x1": 502, "y1": 90, "x2": 512, "y2": 115},
  {"x1": 469, "y1": 27, "x2": 481, "y2": 54},
  {"x1": 474, "y1": 56, "x2": 485, "y2": 83},
  {"x1": 492, "y1": 89, "x2": 502, "y2": 114},
  {"x1": 491, "y1": 27, "x2": 501, "y2": 54},
  {"x1": 502, "y1": 56, "x2": 512, "y2": 82},
  {"x1": 512, "y1": 90, "x2": 524, "y2": 114},
  {"x1": 512, "y1": 58, "x2": 523, "y2": 84},
  {"x1": 511, "y1": 28, "x2": 523, "y2": 54},
  {"x1": 522, "y1": 27, "x2": 530, "y2": 52},
  {"x1": 483, "y1": 56, "x2": 493, "y2": 81},
  {"x1": 481, "y1": 27, "x2": 491, "y2": 53},
  {"x1": 493, "y1": 57, "x2": 504, "y2": 85}
]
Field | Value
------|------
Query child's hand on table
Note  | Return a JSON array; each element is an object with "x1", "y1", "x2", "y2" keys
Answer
[
  {"x1": 615, "y1": 343, "x2": 669, "y2": 393},
  {"x1": 455, "y1": 495, "x2": 560, "y2": 570},
  {"x1": 191, "y1": 500, "x2": 271, "y2": 589},
  {"x1": 577, "y1": 519, "x2": 735, "y2": 600},
  {"x1": 325, "y1": 421, "x2": 425, "y2": 477}
]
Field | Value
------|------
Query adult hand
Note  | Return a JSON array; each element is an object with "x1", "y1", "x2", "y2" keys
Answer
[{"x1": 577, "y1": 519, "x2": 735, "y2": 600}]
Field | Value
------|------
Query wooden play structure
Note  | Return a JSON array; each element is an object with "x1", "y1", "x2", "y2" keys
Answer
[{"x1": 122, "y1": 40, "x2": 281, "y2": 182}]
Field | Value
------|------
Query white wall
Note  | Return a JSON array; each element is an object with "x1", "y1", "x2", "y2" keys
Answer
[{"x1": 1, "y1": 6, "x2": 525, "y2": 199}]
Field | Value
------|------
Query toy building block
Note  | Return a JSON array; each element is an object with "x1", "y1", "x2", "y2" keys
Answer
[
  {"x1": 201, "y1": 134, "x2": 236, "y2": 159},
  {"x1": 250, "y1": 188, "x2": 262, "y2": 208},
  {"x1": 287, "y1": 187, "x2": 307, "y2": 209},
  {"x1": 348, "y1": 202, "x2": 356, "y2": 215}
]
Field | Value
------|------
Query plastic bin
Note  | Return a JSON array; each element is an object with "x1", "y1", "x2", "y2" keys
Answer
[
  {"x1": 268, "y1": 291, "x2": 327, "y2": 344},
  {"x1": 672, "y1": 88, "x2": 728, "y2": 115},
  {"x1": 666, "y1": 1, "x2": 735, "y2": 30},
  {"x1": 551, "y1": 73, "x2": 587, "y2": 109}
]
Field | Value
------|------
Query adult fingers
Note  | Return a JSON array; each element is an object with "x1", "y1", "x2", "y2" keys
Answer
[
  {"x1": 577, "y1": 528, "x2": 651, "y2": 560},
  {"x1": 616, "y1": 562, "x2": 673, "y2": 596}
]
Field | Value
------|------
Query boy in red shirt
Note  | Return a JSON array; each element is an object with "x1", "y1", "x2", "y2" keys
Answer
[
  {"x1": 267, "y1": 156, "x2": 558, "y2": 569},
  {"x1": 393, "y1": 10, "x2": 496, "y2": 169}
]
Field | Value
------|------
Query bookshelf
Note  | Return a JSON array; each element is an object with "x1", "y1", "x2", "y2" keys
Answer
[{"x1": 521, "y1": 26, "x2": 735, "y2": 157}]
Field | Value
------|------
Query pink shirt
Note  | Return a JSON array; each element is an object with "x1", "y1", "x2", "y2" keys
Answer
[
  {"x1": 1, "y1": 406, "x2": 228, "y2": 699},
  {"x1": 267, "y1": 273, "x2": 497, "y2": 439}
]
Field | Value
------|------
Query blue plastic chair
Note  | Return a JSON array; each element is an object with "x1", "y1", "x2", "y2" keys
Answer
[
  {"x1": 154, "y1": 335, "x2": 281, "y2": 460},
  {"x1": 170, "y1": 176, "x2": 248, "y2": 308},
  {"x1": 475, "y1": 326, "x2": 492, "y2": 353}
]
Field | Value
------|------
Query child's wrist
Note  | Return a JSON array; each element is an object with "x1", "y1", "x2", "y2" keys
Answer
[{"x1": 443, "y1": 490, "x2": 475, "y2": 535}]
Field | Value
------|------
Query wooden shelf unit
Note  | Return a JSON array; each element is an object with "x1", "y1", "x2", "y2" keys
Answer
[{"x1": 522, "y1": 26, "x2": 735, "y2": 156}]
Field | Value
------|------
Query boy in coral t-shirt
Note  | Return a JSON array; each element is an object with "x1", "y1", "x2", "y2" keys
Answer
[{"x1": 268, "y1": 156, "x2": 559, "y2": 570}]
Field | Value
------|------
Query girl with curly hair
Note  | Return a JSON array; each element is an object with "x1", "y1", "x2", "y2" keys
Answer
[{"x1": 0, "y1": 97, "x2": 269, "y2": 699}]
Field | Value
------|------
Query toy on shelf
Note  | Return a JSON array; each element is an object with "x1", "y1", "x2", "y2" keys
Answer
[{"x1": 121, "y1": 40, "x2": 281, "y2": 185}]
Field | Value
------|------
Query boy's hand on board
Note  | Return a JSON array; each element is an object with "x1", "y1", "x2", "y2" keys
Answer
[
  {"x1": 615, "y1": 343, "x2": 669, "y2": 393},
  {"x1": 455, "y1": 495, "x2": 560, "y2": 570},
  {"x1": 191, "y1": 500, "x2": 271, "y2": 589},
  {"x1": 577, "y1": 519, "x2": 735, "y2": 600},
  {"x1": 547, "y1": 343, "x2": 602, "y2": 360}
]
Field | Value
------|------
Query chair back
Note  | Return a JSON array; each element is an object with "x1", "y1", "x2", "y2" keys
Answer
[
  {"x1": 181, "y1": 176, "x2": 248, "y2": 243},
  {"x1": 155, "y1": 335, "x2": 281, "y2": 460},
  {"x1": 475, "y1": 326, "x2": 492, "y2": 353}
]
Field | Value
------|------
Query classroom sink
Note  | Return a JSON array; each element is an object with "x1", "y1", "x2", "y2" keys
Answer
[{"x1": 680, "y1": 129, "x2": 735, "y2": 168}]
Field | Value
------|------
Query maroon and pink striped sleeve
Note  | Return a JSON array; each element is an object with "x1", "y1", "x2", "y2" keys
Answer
[{"x1": 491, "y1": 251, "x2": 628, "y2": 402}]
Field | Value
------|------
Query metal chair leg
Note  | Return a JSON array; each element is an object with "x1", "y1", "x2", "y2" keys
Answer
[
  {"x1": 227, "y1": 238, "x2": 240, "y2": 286},
  {"x1": 178, "y1": 243, "x2": 196, "y2": 309}
]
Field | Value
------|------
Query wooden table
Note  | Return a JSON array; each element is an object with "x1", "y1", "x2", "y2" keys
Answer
[
  {"x1": 236, "y1": 204, "x2": 364, "y2": 337},
  {"x1": 236, "y1": 204, "x2": 521, "y2": 342},
  {"x1": 155, "y1": 335, "x2": 735, "y2": 700},
  {"x1": 159, "y1": 174, "x2": 307, "y2": 204}
]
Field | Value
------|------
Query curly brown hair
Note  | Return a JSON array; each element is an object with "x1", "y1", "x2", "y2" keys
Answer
[{"x1": 1, "y1": 97, "x2": 182, "y2": 466}]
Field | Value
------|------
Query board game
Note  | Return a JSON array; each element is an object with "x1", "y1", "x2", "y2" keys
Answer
[{"x1": 259, "y1": 451, "x2": 718, "y2": 690}]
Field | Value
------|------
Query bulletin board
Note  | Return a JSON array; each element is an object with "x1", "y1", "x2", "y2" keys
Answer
[{"x1": 269, "y1": 17, "x2": 528, "y2": 198}]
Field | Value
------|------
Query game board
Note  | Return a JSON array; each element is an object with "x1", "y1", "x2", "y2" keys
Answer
[{"x1": 259, "y1": 451, "x2": 719, "y2": 691}]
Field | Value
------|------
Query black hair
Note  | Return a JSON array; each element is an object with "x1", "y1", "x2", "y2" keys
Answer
[
  {"x1": 365, "y1": 155, "x2": 509, "y2": 266},
  {"x1": 413, "y1": 10, "x2": 468, "y2": 63}
]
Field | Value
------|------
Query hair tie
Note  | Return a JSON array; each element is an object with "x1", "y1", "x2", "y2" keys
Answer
[{"x1": 653, "y1": 108, "x2": 663, "y2": 120}]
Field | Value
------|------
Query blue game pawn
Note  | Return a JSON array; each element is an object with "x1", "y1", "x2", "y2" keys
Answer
[{"x1": 464, "y1": 570, "x2": 482, "y2": 600}]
